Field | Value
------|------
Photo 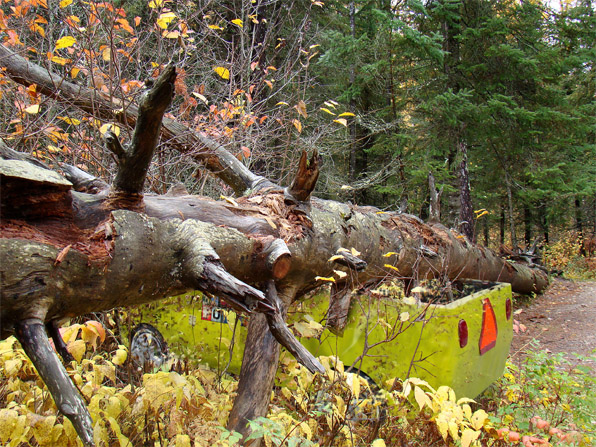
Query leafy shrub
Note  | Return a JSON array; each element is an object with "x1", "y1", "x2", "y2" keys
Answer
[
  {"x1": 1, "y1": 322, "x2": 594, "y2": 446},
  {"x1": 485, "y1": 345, "x2": 595, "y2": 447},
  {"x1": 543, "y1": 233, "x2": 595, "y2": 279}
]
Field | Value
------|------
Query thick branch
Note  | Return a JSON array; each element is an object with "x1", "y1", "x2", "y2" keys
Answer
[
  {"x1": 287, "y1": 150, "x2": 320, "y2": 202},
  {"x1": 263, "y1": 238, "x2": 292, "y2": 279},
  {"x1": 61, "y1": 164, "x2": 109, "y2": 194},
  {"x1": 326, "y1": 282, "x2": 353, "y2": 335},
  {"x1": 227, "y1": 284, "x2": 299, "y2": 438},
  {"x1": 264, "y1": 281, "x2": 325, "y2": 374},
  {"x1": 15, "y1": 319, "x2": 94, "y2": 447},
  {"x1": 332, "y1": 248, "x2": 368, "y2": 271},
  {"x1": 113, "y1": 65, "x2": 176, "y2": 194}
]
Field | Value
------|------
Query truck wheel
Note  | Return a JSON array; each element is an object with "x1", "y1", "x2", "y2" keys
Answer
[
  {"x1": 345, "y1": 369, "x2": 387, "y2": 441},
  {"x1": 130, "y1": 323, "x2": 169, "y2": 372}
]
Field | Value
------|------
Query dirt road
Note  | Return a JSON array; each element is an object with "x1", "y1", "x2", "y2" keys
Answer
[{"x1": 510, "y1": 278, "x2": 596, "y2": 369}]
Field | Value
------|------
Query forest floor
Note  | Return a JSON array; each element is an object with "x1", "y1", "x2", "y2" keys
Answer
[{"x1": 509, "y1": 277, "x2": 596, "y2": 372}]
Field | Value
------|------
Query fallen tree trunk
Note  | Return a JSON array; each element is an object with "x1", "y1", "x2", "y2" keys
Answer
[{"x1": 0, "y1": 51, "x2": 548, "y2": 444}]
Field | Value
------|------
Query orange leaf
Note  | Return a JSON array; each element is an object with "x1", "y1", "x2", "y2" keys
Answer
[
  {"x1": 116, "y1": 18, "x2": 134, "y2": 34},
  {"x1": 85, "y1": 321, "x2": 106, "y2": 343}
]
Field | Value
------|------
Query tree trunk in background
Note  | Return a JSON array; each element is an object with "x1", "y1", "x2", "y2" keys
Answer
[
  {"x1": 575, "y1": 197, "x2": 584, "y2": 237},
  {"x1": 500, "y1": 206, "x2": 506, "y2": 245},
  {"x1": 458, "y1": 142, "x2": 475, "y2": 242},
  {"x1": 524, "y1": 204, "x2": 532, "y2": 248},
  {"x1": 505, "y1": 172, "x2": 517, "y2": 247},
  {"x1": 349, "y1": 0, "x2": 357, "y2": 191},
  {"x1": 539, "y1": 200, "x2": 550, "y2": 244}
]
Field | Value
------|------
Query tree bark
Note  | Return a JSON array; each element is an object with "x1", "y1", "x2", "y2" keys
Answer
[{"x1": 458, "y1": 142, "x2": 475, "y2": 242}]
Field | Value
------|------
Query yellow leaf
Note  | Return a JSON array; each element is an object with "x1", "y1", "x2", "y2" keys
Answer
[
  {"x1": 334, "y1": 118, "x2": 348, "y2": 127},
  {"x1": 102, "y1": 47, "x2": 111, "y2": 61},
  {"x1": 324, "y1": 101, "x2": 337, "y2": 109},
  {"x1": 192, "y1": 92, "x2": 208, "y2": 104},
  {"x1": 163, "y1": 30, "x2": 180, "y2": 39},
  {"x1": 220, "y1": 195, "x2": 238, "y2": 207},
  {"x1": 292, "y1": 119, "x2": 302, "y2": 133},
  {"x1": 59, "y1": 0, "x2": 73, "y2": 6},
  {"x1": 448, "y1": 421, "x2": 460, "y2": 441},
  {"x1": 328, "y1": 254, "x2": 344, "y2": 262},
  {"x1": 208, "y1": 24, "x2": 223, "y2": 30},
  {"x1": 80, "y1": 326, "x2": 99, "y2": 350},
  {"x1": 333, "y1": 270, "x2": 347, "y2": 279},
  {"x1": 276, "y1": 101, "x2": 289, "y2": 106},
  {"x1": 67, "y1": 339, "x2": 86, "y2": 363},
  {"x1": 414, "y1": 386, "x2": 432, "y2": 410},
  {"x1": 383, "y1": 252, "x2": 398, "y2": 257},
  {"x1": 338, "y1": 112, "x2": 355, "y2": 117},
  {"x1": 32, "y1": 23, "x2": 45, "y2": 37},
  {"x1": 148, "y1": 0, "x2": 164, "y2": 8},
  {"x1": 51, "y1": 55, "x2": 69, "y2": 65},
  {"x1": 55, "y1": 35, "x2": 76, "y2": 49},
  {"x1": 0, "y1": 409, "x2": 18, "y2": 442},
  {"x1": 231, "y1": 19, "x2": 243, "y2": 27},
  {"x1": 112, "y1": 346, "x2": 128, "y2": 366},
  {"x1": 461, "y1": 429, "x2": 481, "y2": 447},
  {"x1": 350, "y1": 247, "x2": 361, "y2": 256},
  {"x1": 436, "y1": 418, "x2": 449, "y2": 440},
  {"x1": 100, "y1": 123, "x2": 120, "y2": 136},
  {"x1": 264, "y1": 216, "x2": 277, "y2": 230},
  {"x1": 30, "y1": 414, "x2": 56, "y2": 446},
  {"x1": 71, "y1": 67, "x2": 80, "y2": 78},
  {"x1": 47, "y1": 145, "x2": 61, "y2": 153},
  {"x1": 157, "y1": 12, "x2": 177, "y2": 29},
  {"x1": 57, "y1": 116, "x2": 81, "y2": 125},
  {"x1": 60, "y1": 324, "x2": 81, "y2": 343},
  {"x1": 213, "y1": 66, "x2": 230, "y2": 80},
  {"x1": 371, "y1": 440, "x2": 386, "y2": 447},
  {"x1": 295, "y1": 100, "x2": 308, "y2": 118},
  {"x1": 347, "y1": 373, "x2": 360, "y2": 399},
  {"x1": 320, "y1": 107, "x2": 335, "y2": 115},
  {"x1": 470, "y1": 409, "x2": 488, "y2": 430},
  {"x1": 315, "y1": 276, "x2": 335, "y2": 283},
  {"x1": 24, "y1": 104, "x2": 40, "y2": 114}
]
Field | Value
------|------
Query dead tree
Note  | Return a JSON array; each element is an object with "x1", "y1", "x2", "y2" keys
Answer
[{"x1": 0, "y1": 46, "x2": 549, "y2": 444}]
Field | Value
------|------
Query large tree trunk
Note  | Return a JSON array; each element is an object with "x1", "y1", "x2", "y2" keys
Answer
[{"x1": 0, "y1": 48, "x2": 548, "y2": 445}]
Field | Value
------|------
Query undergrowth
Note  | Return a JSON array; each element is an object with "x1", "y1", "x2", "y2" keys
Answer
[
  {"x1": 543, "y1": 234, "x2": 596, "y2": 280},
  {"x1": 0, "y1": 324, "x2": 594, "y2": 446}
]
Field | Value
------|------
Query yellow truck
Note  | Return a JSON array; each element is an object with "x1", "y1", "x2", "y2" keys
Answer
[{"x1": 130, "y1": 280, "x2": 513, "y2": 399}]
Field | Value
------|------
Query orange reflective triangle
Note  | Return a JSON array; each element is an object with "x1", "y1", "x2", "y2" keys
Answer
[{"x1": 479, "y1": 298, "x2": 498, "y2": 355}]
